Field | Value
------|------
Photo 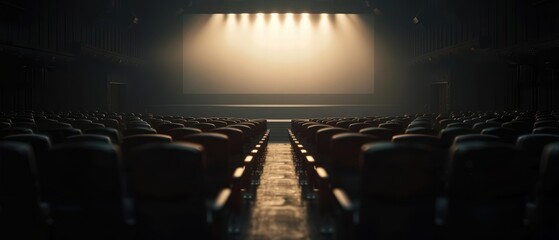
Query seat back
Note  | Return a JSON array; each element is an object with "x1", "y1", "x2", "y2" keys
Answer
[
  {"x1": 392, "y1": 134, "x2": 441, "y2": 148},
  {"x1": 439, "y1": 127, "x2": 476, "y2": 148},
  {"x1": 67, "y1": 134, "x2": 112, "y2": 144},
  {"x1": 447, "y1": 142, "x2": 529, "y2": 238},
  {"x1": 127, "y1": 142, "x2": 210, "y2": 238},
  {"x1": 316, "y1": 127, "x2": 350, "y2": 154},
  {"x1": 210, "y1": 127, "x2": 244, "y2": 154},
  {"x1": 84, "y1": 128, "x2": 122, "y2": 144},
  {"x1": 359, "y1": 142, "x2": 440, "y2": 240},
  {"x1": 359, "y1": 127, "x2": 395, "y2": 141}
]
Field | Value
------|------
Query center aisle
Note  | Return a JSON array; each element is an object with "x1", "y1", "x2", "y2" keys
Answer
[{"x1": 243, "y1": 138, "x2": 311, "y2": 239}]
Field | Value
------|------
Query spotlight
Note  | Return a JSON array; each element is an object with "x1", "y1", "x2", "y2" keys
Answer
[
  {"x1": 132, "y1": 16, "x2": 140, "y2": 24},
  {"x1": 412, "y1": 16, "x2": 420, "y2": 25}
]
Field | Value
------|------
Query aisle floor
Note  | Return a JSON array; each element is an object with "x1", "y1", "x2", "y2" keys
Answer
[{"x1": 242, "y1": 141, "x2": 312, "y2": 240}]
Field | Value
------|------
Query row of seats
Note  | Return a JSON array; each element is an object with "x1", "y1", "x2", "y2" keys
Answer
[
  {"x1": 290, "y1": 111, "x2": 559, "y2": 240},
  {"x1": 0, "y1": 111, "x2": 270, "y2": 240}
]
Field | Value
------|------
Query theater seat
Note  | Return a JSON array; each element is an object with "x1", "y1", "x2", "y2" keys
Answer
[
  {"x1": 378, "y1": 122, "x2": 405, "y2": 134},
  {"x1": 503, "y1": 121, "x2": 533, "y2": 135},
  {"x1": 0, "y1": 127, "x2": 34, "y2": 138},
  {"x1": 67, "y1": 134, "x2": 112, "y2": 144},
  {"x1": 84, "y1": 128, "x2": 122, "y2": 145},
  {"x1": 0, "y1": 122, "x2": 10, "y2": 129},
  {"x1": 473, "y1": 122, "x2": 500, "y2": 132},
  {"x1": 439, "y1": 127, "x2": 476, "y2": 148},
  {"x1": 40, "y1": 128, "x2": 82, "y2": 145},
  {"x1": 166, "y1": 127, "x2": 203, "y2": 141},
  {"x1": 306, "y1": 124, "x2": 331, "y2": 143},
  {"x1": 122, "y1": 134, "x2": 172, "y2": 157},
  {"x1": 516, "y1": 134, "x2": 559, "y2": 181},
  {"x1": 453, "y1": 134, "x2": 502, "y2": 145},
  {"x1": 359, "y1": 127, "x2": 395, "y2": 141},
  {"x1": 316, "y1": 127, "x2": 350, "y2": 154},
  {"x1": 329, "y1": 133, "x2": 380, "y2": 198},
  {"x1": 535, "y1": 143, "x2": 559, "y2": 239},
  {"x1": 128, "y1": 143, "x2": 229, "y2": 240},
  {"x1": 153, "y1": 123, "x2": 185, "y2": 134},
  {"x1": 123, "y1": 127, "x2": 157, "y2": 137},
  {"x1": 192, "y1": 123, "x2": 217, "y2": 132},
  {"x1": 405, "y1": 127, "x2": 436, "y2": 135},
  {"x1": 357, "y1": 142, "x2": 440, "y2": 239},
  {"x1": 44, "y1": 142, "x2": 127, "y2": 239},
  {"x1": 447, "y1": 142, "x2": 529, "y2": 239},
  {"x1": 210, "y1": 127, "x2": 244, "y2": 154},
  {"x1": 348, "y1": 123, "x2": 373, "y2": 132},
  {"x1": 0, "y1": 142, "x2": 44, "y2": 239},
  {"x1": 481, "y1": 127, "x2": 521, "y2": 144},
  {"x1": 392, "y1": 134, "x2": 442, "y2": 148},
  {"x1": 533, "y1": 127, "x2": 559, "y2": 135},
  {"x1": 179, "y1": 133, "x2": 231, "y2": 196}
]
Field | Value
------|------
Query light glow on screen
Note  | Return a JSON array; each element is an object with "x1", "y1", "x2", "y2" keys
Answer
[{"x1": 183, "y1": 14, "x2": 374, "y2": 94}]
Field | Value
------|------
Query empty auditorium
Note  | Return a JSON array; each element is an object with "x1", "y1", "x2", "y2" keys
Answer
[{"x1": 1, "y1": 0, "x2": 559, "y2": 239}]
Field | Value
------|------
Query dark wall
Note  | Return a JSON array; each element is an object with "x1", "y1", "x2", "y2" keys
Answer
[
  {"x1": 375, "y1": 0, "x2": 559, "y2": 113},
  {"x1": 0, "y1": 0, "x2": 144, "y2": 113}
]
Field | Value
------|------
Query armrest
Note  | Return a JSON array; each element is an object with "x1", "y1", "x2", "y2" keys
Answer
[
  {"x1": 333, "y1": 188, "x2": 355, "y2": 211},
  {"x1": 211, "y1": 188, "x2": 231, "y2": 211}
]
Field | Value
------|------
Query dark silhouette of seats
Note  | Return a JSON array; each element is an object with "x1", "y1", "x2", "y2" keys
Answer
[
  {"x1": 44, "y1": 142, "x2": 126, "y2": 239},
  {"x1": 439, "y1": 119, "x2": 459, "y2": 129},
  {"x1": 473, "y1": 122, "x2": 500, "y2": 132},
  {"x1": 359, "y1": 127, "x2": 395, "y2": 141},
  {"x1": 316, "y1": 127, "x2": 350, "y2": 154},
  {"x1": 503, "y1": 121, "x2": 533, "y2": 135},
  {"x1": 209, "y1": 120, "x2": 228, "y2": 128},
  {"x1": 446, "y1": 142, "x2": 529, "y2": 239},
  {"x1": 211, "y1": 127, "x2": 244, "y2": 154},
  {"x1": 516, "y1": 134, "x2": 559, "y2": 182},
  {"x1": 534, "y1": 120, "x2": 559, "y2": 129},
  {"x1": 348, "y1": 123, "x2": 373, "y2": 132},
  {"x1": 165, "y1": 127, "x2": 203, "y2": 141},
  {"x1": 446, "y1": 122, "x2": 473, "y2": 129},
  {"x1": 153, "y1": 122, "x2": 185, "y2": 134},
  {"x1": 0, "y1": 127, "x2": 34, "y2": 138},
  {"x1": 533, "y1": 127, "x2": 559, "y2": 135},
  {"x1": 453, "y1": 134, "x2": 502, "y2": 145},
  {"x1": 75, "y1": 122, "x2": 105, "y2": 131},
  {"x1": 336, "y1": 121, "x2": 355, "y2": 129},
  {"x1": 67, "y1": 134, "x2": 112, "y2": 144},
  {"x1": 305, "y1": 124, "x2": 331, "y2": 143},
  {"x1": 481, "y1": 127, "x2": 521, "y2": 144},
  {"x1": 392, "y1": 134, "x2": 442, "y2": 148},
  {"x1": 439, "y1": 127, "x2": 476, "y2": 147},
  {"x1": 227, "y1": 124, "x2": 253, "y2": 142},
  {"x1": 98, "y1": 119, "x2": 120, "y2": 130},
  {"x1": 329, "y1": 133, "x2": 380, "y2": 198},
  {"x1": 123, "y1": 127, "x2": 157, "y2": 137},
  {"x1": 0, "y1": 122, "x2": 10, "y2": 129},
  {"x1": 353, "y1": 142, "x2": 441, "y2": 240},
  {"x1": 126, "y1": 122, "x2": 151, "y2": 129},
  {"x1": 40, "y1": 128, "x2": 82, "y2": 144},
  {"x1": 378, "y1": 122, "x2": 405, "y2": 134},
  {"x1": 179, "y1": 133, "x2": 230, "y2": 196},
  {"x1": 405, "y1": 127, "x2": 436, "y2": 135},
  {"x1": 11, "y1": 122, "x2": 38, "y2": 132},
  {"x1": 128, "y1": 142, "x2": 229, "y2": 240},
  {"x1": 192, "y1": 123, "x2": 217, "y2": 132},
  {"x1": 535, "y1": 143, "x2": 559, "y2": 239},
  {"x1": 122, "y1": 134, "x2": 172, "y2": 157},
  {"x1": 84, "y1": 128, "x2": 122, "y2": 145},
  {"x1": 0, "y1": 141, "x2": 45, "y2": 239}
]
